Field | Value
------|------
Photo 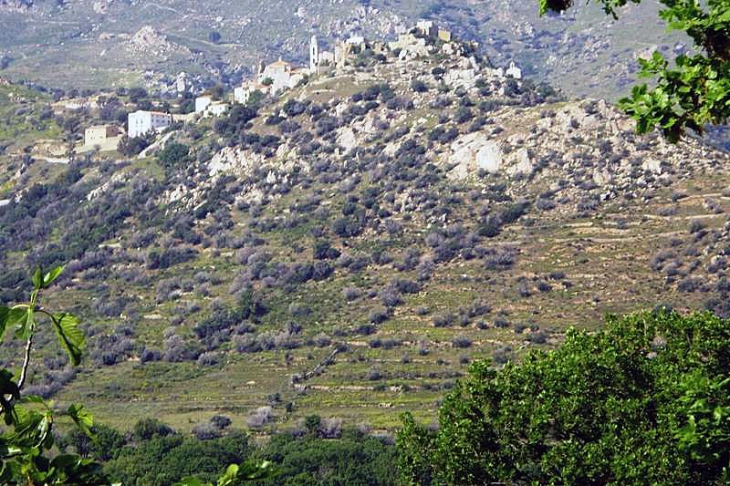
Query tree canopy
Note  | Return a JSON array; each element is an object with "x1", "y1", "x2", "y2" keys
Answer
[
  {"x1": 540, "y1": 0, "x2": 730, "y2": 142},
  {"x1": 398, "y1": 310, "x2": 730, "y2": 485}
]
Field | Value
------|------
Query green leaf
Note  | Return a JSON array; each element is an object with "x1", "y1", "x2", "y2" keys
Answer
[
  {"x1": 238, "y1": 460, "x2": 275, "y2": 480},
  {"x1": 42, "y1": 266, "x2": 64, "y2": 289},
  {"x1": 38, "y1": 412, "x2": 53, "y2": 449},
  {"x1": 31, "y1": 267, "x2": 42, "y2": 290},
  {"x1": 67, "y1": 404, "x2": 95, "y2": 439},
  {"x1": 21, "y1": 395, "x2": 47, "y2": 406},
  {"x1": 0, "y1": 442, "x2": 25, "y2": 458},
  {"x1": 51, "y1": 313, "x2": 85, "y2": 366},
  {"x1": 51, "y1": 453, "x2": 82, "y2": 469},
  {"x1": 0, "y1": 370, "x2": 20, "y2": 425},
  {"x1": 218, "y1": 464, "x2": 239, "y2": 486},
  {"x1": 11, "y1": 308, "x2": 33, "y2": 341},
  {"x1": 7, "y1": 308, "x2": 26, "y2": 328}
]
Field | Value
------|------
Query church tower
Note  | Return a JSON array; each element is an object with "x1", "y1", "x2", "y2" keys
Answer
[{"x1": 310, "y1": 35, "x2": 319, "y2": 74}]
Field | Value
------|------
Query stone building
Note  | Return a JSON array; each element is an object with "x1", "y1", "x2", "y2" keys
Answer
[
  {"x1": 389, "y1": 33, "x2": 430, "y2": 60},
  {"x1": 204, "y1": 101, "x2": 229, "y2": 118},
  {"x1": 234, "y1": 82, "x2": 267, "y2": 104},
  {"x1": 260, "y1": 57, "x2": 307, "y2": 94},
  {"x1": 84, "y1": 125, "x2": 121, "y2": 146},
  {"x1": 319, "y1": 51, "x2": 335, "y2": 65},
  {"x1": 438, "y1": 29, "x2": 452, "y2": 42},
  {"x1": 416, "y1": 20, "x2": 436, "y2": 38},
  {"x1": 346, "y1": 35, "x2": 366, "y2": 49}
]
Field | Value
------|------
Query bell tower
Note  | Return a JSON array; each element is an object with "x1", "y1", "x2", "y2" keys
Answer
[{"x1": 310, "y1": 35, "x2": 319, "y2": 74}]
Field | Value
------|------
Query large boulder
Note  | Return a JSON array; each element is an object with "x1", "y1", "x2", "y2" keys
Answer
[{"x1": 449, "y1": 134, "x2": 503, "y2": 179}]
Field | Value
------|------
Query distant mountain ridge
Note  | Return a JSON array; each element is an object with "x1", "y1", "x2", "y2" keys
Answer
[{"x1": 0, "y1": 0, "x2": 683, "y2": 100}]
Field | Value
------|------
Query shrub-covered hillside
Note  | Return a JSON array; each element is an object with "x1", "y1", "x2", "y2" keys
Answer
[{"x1": 0, "y1": 37, "x2": 728, "y2": 433}]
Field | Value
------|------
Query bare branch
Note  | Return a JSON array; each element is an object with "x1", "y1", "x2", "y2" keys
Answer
[{"x1": 17, "y1": 334, "x2": 33, "y2": 391}]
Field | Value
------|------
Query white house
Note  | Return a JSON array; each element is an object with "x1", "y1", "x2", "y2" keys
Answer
[
  {"x1": 234, "y1": 86, "x2": 249, "y2": 104},
  {"x1": 195, "y1": 95, "x2": 213, "y2": 113},
  {"x1": 506, "y1": 61, "x2": 522, "y2": 80},
  {"x1": 320, "y1": 51, "x2": 335, "y2": 65},
  {"x1": 128, "y1": 110, "x2": 172, "y2": 138},
  {"x1": 260, "y1": 57, "x2": 307, "y2": 95},
  {"x1": 204, "y1": 101, "x2": 229, "y2": 118},
  {"x1": 346, "y1": 35, "x2": 365, "y2": 47},
  {"x1": 416, "y1": 20, "x2": 436, "y2": 38}
]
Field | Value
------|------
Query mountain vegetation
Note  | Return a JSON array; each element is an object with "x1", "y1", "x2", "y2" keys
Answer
[
  {"x1": 0, "y1": 28, "x2": 729, "y2": 437},
  {"x1": 0, "y1": 2, "x2": 729, "y2": 484}
]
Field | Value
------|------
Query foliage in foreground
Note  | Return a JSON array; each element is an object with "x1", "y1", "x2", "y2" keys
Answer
[
  {"x1": 540, "y1": 0, "x2": 730, "y2": 142},
  {"x1": 103, "y1": 431, "x2": 251, "y2": 486},
  {"x1": 96, "y1": 424, "x2": 395, "y2": 486},
  {"x1": 0, "y1": 267, "x2": 110, "y2": 484},
  {"x1": 398, "y1": 310, "x2": 730, "y2": 485}
]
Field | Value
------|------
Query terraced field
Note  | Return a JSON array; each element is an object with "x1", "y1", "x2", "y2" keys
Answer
[{"x1": 50, "y1": 167, "x2": 730, "y2": 432}]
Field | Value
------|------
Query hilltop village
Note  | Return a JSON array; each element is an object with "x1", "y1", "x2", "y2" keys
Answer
[{"x1": 74, "y1": 21, "x2": 522, "y2": 155}]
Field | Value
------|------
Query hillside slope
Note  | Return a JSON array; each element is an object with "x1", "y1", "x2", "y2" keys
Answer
[{"x1": 0, "y1": 41, "x2": 728, "y2": 433}]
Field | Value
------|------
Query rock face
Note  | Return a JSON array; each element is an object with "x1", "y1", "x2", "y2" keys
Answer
[
  {"x1": 127, "y1": 26, "x2": 188, "y2": 56},
  {"x1": 93, "y1": 0, "x2": 112, "y2": 14},
  {"x1": 336, "y1": 127, "x2": 357, "y2": 152},
  {"x1": 209, "y1": 147, "x2": 265, "y2": 178},
  {"x1": 450, "y1": 135, "x2": 503, "y2": 179},
  {"x1": 477, "y1": 142, "x2": 503, "y2": 174},
  {"x1": 443, "y1": 68, "x2": 478, "y2": 90},
  {"x1": 508, "y1": 148, "x2": 532, "y2": 176},
  {"x1": 435, "y1": 95, "x2": 727, "y2": 203},
  {"x1": 448, "y1": 135, "x2": 536, "y2": 180}
]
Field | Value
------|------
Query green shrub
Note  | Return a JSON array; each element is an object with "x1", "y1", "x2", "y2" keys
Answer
[{"x1": 398, "y1": 310, "x2": 730, "y2": 485}]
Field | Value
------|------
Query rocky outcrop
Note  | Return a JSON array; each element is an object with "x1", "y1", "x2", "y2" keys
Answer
[
  {"x1": 439, "y1": 98, "x2": 728, "y2": 209},
  {"x1": 93, "y1": 0, "x2": 113, "y2": 15},
  {"x1": 126, "y1": 26, "x2": 189, "y2": 57},
  {"x1": 449, "y1": 135, "x2": 502, "y2": 179},
  {"x1": 209, "y1": 147, "x2": 265, "y2": 178},
  {"x1": 448, "y1": 136, "x2": 534, "y2": 180}
]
